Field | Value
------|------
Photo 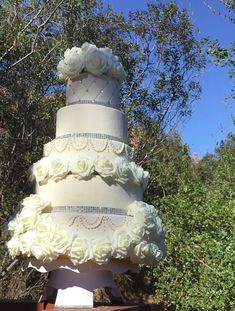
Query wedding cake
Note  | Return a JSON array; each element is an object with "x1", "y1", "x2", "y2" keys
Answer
[{"x1": 7, "y1": 43, "x2": 166, "y2": 271}]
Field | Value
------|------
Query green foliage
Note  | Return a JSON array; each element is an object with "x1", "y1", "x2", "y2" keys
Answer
[
  {"x1": 204, "y1": 0, "x2": 235, "y2": 99},
  {"x1": 128, "y1": 128, "x2": 234, "y2": 309},
  {"x1": 205, "y1": 0, "x2": 235, "y2": 23},
  {"x1": 146, "y1": 133, "x2": 235, "y2": 311}
]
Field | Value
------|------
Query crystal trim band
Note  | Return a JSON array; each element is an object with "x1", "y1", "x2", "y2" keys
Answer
[
  {"x1": 67, "y1": 99, "x2": 120, "y2": 110},
  {"x1": 52, "y1": 206, "x2": 128, "y2": 216},
  {"x1": 56, "y1": 132, "x2": 123, "y2": 142}
]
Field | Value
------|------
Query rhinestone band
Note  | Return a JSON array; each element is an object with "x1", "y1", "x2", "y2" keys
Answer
[
  {"x1": 67, "y1": 99, "x2": 120, "y2": 110},
  {"x1": 52, "y1": 206, "x2": 128, "y2": 216},
  {"x1": 56, "y1": 132, "x2": 123, "y2": 142}
]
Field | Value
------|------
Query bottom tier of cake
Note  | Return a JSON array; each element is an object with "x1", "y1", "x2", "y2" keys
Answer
[{"x1": 7, "y1": 194, "x2": 166, "y2": 266}]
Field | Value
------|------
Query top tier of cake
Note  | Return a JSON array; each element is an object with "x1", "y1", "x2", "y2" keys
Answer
[
  {"x1": 66, "y1": 73, "x2": 120, "y2": 109},
  {"x1": 56, "y1": 43, "x2": 127, "y2": 142},
  {"x1": 56, "y1": 71, "x2": 127, "y2": 141}
]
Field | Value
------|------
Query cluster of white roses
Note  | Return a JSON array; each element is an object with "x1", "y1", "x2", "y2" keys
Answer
[
  {"x1": 57, "y1": 42, "x2": 126, "y2": 83},
  {"x1": 7, "y1": 195, "x2": 60, "y2": 260},
  {"x1": 30, "y1": 155, "x2": 150, "y2": 190},
  {"x1": 112, "y1": 201, "x2": 166, "y2": 265},
  {"x1": 7, "y1": 196, "x2": 166, "y2": 265}
]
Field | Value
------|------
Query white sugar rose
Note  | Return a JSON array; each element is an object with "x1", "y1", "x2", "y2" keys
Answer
[
  {"x1": 19, "y1": 230, "x2": 36, "y2": 257},
  {"x1": 7, "y1": 237, "x2": 20, "y2": 257},
  {"x1": 35, "y1": 215, "x2": 56, "y2": 240},
  {"x1": 57, "y1": 60, "x2": 68, "y2": 80},
  {"x1": 70, "y1": 156, "x2": 94, "y2": 179},
  {"x1": 148, "y1": 243, "x2": 163, "y2": 263},
  {"x1": 129, "y1": 163, "x2": 149, "y2": 189},
  {"x1": 108, "y1": 61, "x2": 126, "y2": 82},
  {"x1": 21, "y1": 194, "x2": 50, "y2": 213},
  {"x1": 131, "y1": 241, "x2": 163, "y2": 264},
  {"x1": 115, "y1": 159, "x2": 131, "y2": 184},
  {"x1": 85, "y1": 46, "x2": 108, "y2": 76},
  {"x1": 100, "y1": 47, "x2": 113, "y2": 57},
  {"x1": 142, "y1": 204, "x2": 165, "y2": 239},
  {"x1": 127, "y1": 201, "x2": 144, "y2": 215},
  {"x1": 64, "y1": 46, "x2": 82, "y2": 58},
  {"x1": 112, "y1": 231, "x2": 131, "y2": 259},
  {"x1": 148, "y1": 217, "x2": 166, "y2": 241},
  {"x1": 19, "y1": 208, "x2": 39, "y2": 231},
  {"x1": 91, "y1": 239, "x2": 112, "y2": 265},
  {"x1": 57, "y1": 47, "x2": 84, "y2": 80},
  {"x1": 70, "y1": 238, "x2": 91, "y2": 264},
  {"x1": 9, "y1": 215, "x2": 24, "y2": 236},
  {"x1": 127, "y1": 214, "x2": 145, "y2": 242},
  {"x1": 50, "y1": 229, "x2": 71, "y2": 255},
  {"x1": 128, "y1": 201, "x2": 166, "y2": 242},
  {"x1": 8, "y1": 219, "x2": 16, "y2": 232},
  {"x1": 81, "y1": 42, "x2": 96, "y2": 53},
  {"x1": 127, "y1": 201, "x2": 146, "y2": 241},
  {"x1": 100, "y1": 47, "x2": 116, "y2": 67},
  {"x1": 143, "y1": 204, "x2": 158, "y2": 229},
  {"x1": 31, "y1": 239, "x2": 58, "y2": 262},
  {"x1": 94, "y1": 157, "x2": 116, "y2": 178},
  {"x1": 30, "y1": 158, "x2": 50, "y2": 184},
  {"x1": 99, "y1": 47, "x2": 126, "y2": 82},
  {"x1": 50, "y1": 158, "x2": 68, "y2": 182},
  {"x1": 129, "y1": 162, "x2": 144, "y2": 185}
]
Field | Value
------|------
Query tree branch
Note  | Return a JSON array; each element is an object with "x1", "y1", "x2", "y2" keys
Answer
[
  {"x1": 0, "y1": 6, "x2": 44, "y2": 63},
  {"x1": 121, "y1": 40, "x2": 157, "y2": 104},
  {"x1": 1, "y1": 0, "x2": 65, "y2": 68}
]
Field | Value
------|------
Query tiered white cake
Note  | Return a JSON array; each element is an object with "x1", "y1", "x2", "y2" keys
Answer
[{"x1": 7, "y1": 43, "x2": 166, "y2": 271}]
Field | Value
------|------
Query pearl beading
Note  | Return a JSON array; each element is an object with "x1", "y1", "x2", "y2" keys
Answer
[{"x1": 44, "y1": 134, "x2": 134, "y2": 159}]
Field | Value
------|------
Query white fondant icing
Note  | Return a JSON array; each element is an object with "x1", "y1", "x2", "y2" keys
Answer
[
  {"x1": 66, "y1": 73, "x2": 120, "y2": 108},
  {"x1": 56, "y1": 104, "x2": 128, "y2": 142},
  {"x1": 36, "y1": 175, "x2": 142, "y2": 209}
]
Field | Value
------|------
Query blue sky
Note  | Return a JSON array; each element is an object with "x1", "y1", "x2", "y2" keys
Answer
[{"x1": 103, "y1": 0, "x2": 234, "y2": 156}]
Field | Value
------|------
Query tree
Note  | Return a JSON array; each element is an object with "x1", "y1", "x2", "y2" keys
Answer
[
  {"x1": 205, "y1": 0, "x2": 235, "y2": 99},
  {"x1": 150, "y1": 133, "x2": 235, "y2": 311}
]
